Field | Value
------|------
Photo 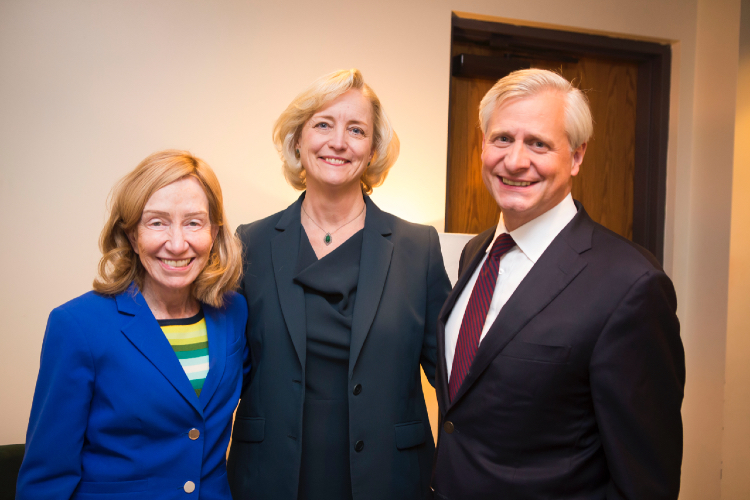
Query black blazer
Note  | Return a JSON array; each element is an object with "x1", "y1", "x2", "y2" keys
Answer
[
  {"x1": 432, "y1": 202, "x2": 685, "y2": 500},
  {"x1": 227, "y1": 194, "x2": 451, "y2": 500}
]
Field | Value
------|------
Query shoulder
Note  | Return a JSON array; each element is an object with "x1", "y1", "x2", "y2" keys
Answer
[
  {"x1": 587, "y1": 220, "x2": 663, "y2": 274},
  {"x1": 206, "y1": 292, "x2": 248, "y2": 341},
  {"x1": 568, "y1": 215, "x2": 676, "y2": 306},
  {"x1": 51, "y1": 290, "x2": 118, "y2": 322},
  {"x1": 563, "y1": 203, "x2": 664, "y2": 277},
  {"x1": 216, "y1": 291, "x2": 248, "y2": 318},
  {"x1": 372, "y1": 208, "x2": 441, "y2": 255},
  {"x1": 367, "y1": 199, "x2": 436, "y2": 241},
  {"x1": 43, "y1": 291, "x2": 119, "y2": 354},
  {"x1": 235, "y1": 209, "x2": 287, "y2": 244},
  {"x1": 385, "y1": 211, "x2": 436, "y2": 237}
]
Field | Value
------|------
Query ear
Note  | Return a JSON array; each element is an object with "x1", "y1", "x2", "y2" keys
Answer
[
  {"x1": 481, "y1": 133, "x2": 486, "y2": 152},
  {"x1": 211, "y1": 224, "x2": 219, "y2": 242},
  {"x1": 127, "y1": 229, "x2": 139, "y2": 255},
  {"x1": 571, "y1": 142, "x2": 587, "y2": 177}
]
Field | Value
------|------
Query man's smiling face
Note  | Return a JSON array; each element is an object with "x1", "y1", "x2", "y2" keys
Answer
[{"x1": 481, "y1": 90, "x2": 586, "y2": 231}]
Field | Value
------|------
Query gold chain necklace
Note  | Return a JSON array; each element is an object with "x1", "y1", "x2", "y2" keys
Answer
[{"x1": 301, "y1": 202, "x2": 366, "y2": 246}]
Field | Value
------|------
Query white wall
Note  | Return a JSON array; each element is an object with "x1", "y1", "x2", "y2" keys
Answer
[
  {"x1": 721, "y1": 1, "x2": 750, "y2": 498},
  {"x1": 0, "y1": 0, "x2": 743, "y2": 498}
]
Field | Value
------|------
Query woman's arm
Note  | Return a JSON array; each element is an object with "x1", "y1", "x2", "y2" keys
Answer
[
  {"x1": 420, "y1": 227, "x2": 452, "y2": 387},
  {"x1": 16, "y1": 307, "x2": 95, "y2": 500}
]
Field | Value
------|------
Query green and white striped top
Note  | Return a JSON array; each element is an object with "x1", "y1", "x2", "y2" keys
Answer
[{"x1": 158, "y1": 310, "x2": 209, "y2": 397}]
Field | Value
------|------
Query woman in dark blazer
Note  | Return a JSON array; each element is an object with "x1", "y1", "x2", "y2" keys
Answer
[
  {"x1": 227, "y1": 69, "x2": 451, "y2": 500},
  {"x1": 17, "y1": 151, "x2": 248, "y2": 500}
]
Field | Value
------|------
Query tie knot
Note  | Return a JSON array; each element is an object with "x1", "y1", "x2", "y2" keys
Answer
[{"x1": 489, "y1": 233, "x2": 515, "y2": 261}]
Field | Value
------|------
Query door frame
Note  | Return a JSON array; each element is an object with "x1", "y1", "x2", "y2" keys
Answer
[{"x1": 446, "y1": 15, "x2": 671, "y2": 263}]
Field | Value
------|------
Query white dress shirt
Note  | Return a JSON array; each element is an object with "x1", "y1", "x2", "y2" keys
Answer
[{"x1": 444, "y1": 194, "x2": 578, "y2": 378}]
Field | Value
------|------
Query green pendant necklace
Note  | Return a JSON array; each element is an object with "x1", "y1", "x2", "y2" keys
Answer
[{"x1": 301, "y1": 202, "x2": 366, "y2": 246}]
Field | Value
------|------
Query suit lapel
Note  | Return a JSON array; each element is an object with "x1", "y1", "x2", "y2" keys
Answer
[
  {"x1": 436, "y1": 227, "x2": 495, "y2": 408},
  {"x1": 438, "y1": 228, "x2": 495, "y2": 326},
  {"x1": 447, "y1": 205, "x2": 594, "y2": 410},
  {"x1": 198, "y1": 304, "x2": 226, "y2": 409},
  {"x1": 349, "y1": 196, "x2": 393, "y2": 377},
  {"x1": 116, "y1": 288, "x2": 203, "y2": 416},
  {"x1": 271, "y1": 195, "x2": 307, "y2": 370}
]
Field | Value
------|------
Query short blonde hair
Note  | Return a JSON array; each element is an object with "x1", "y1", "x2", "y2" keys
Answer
[
  {"x1": 479, "y1": 68, "x2": 593, "y2": 150},
  {"x1": 272, "y1": 68, "x2": 400, "y2": 194},
  {"x1": 93, "y1": 150, "x2": 242, "y2": 308}
]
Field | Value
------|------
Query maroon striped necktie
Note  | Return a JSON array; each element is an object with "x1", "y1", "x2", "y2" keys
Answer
[{"x1": 449, "y1": 233, "x2": 516, "y2": 401}]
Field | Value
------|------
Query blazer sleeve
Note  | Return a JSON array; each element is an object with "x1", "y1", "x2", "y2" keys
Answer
[
  {"x1": 420, "y1": 227, "x2": 452, "y2": 387},
  {"x1": 17, "y1": 307, "x2": 95, "y2": 500},
  {"x1": 235, "y1": 225, "x2": 253, "y2": 392},
  {"x1": 589, "y1": 270, "x2": 685, "y2": 500}
]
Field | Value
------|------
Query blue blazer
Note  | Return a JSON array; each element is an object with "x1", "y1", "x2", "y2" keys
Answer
[
  {"x1": 17, "y1": 287, "x2": 248, "y2": 500},
  {"x1": 227, "y1": 194, "x2": 452, "y2": 500}
]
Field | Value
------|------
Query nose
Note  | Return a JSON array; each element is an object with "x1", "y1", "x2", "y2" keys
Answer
[
  {"x1": 165, "y1": 225, "x2": 189, "y2": 254},
  {"x1": 327, "y1": 127, "x2": 347, "y2": 151},
  {"x1": 504, "y1": 142, "x2": 530, "y2": 172}
]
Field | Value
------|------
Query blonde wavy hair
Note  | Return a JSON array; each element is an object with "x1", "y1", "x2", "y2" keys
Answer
[
  {"x1": 93, "y1": 150, "x2": 242, "y2": 308},
  {"x1": 272, "y1": 68, "x2": 400, "y2": 194}
]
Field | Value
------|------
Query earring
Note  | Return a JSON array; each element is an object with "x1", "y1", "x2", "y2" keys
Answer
[
  {"x1": 367, "y1": 161, "x2": 371, "y2": 167},
  {"x1": 295, "y1": 148, "x2": 300, "y2": 156}
]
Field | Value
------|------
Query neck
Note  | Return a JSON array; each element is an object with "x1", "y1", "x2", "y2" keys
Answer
[
  {"x1": 303, "y1": 183, "x2": 366, "y2": 228},
  {"x1": 140, "y1": 281, "x2": 200, "y2": 320}
]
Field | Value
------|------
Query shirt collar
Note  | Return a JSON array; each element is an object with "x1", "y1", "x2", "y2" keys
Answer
[{"x1": 488, "y1": 193, "x2": 578, "y2": 264}]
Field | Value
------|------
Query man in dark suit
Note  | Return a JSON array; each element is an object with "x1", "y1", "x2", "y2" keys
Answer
[{"x1": 432, "y1": 69, "x2": 685, "y2": 500}]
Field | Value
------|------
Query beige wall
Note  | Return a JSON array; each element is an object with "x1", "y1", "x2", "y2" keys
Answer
[
  {"x1": 0, "y1": 0, "x2": 745, "y2": 498},
  {"x1": 722, "y1": 0, "x2": 750, "y2": 498},
  {"x1": 681, "y1": 1, "x2": 741, "y2": 499}
]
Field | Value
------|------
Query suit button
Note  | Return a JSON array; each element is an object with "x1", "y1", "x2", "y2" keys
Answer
[
  {"x1": 188, "y1": 428, "x2": 200, "y2": 440},
  {"x1": 354, "y1": 440, "x2": 365, "y2": 452},
  {"x1": 183, "y1": 481, "x2": 195, "y2": 493},
  {"x1": 443, "y1": 421, "x2": 454, "y2": 434},
  {"x1": 353, "y1": 384, "x2": 362, "y2": 395}
]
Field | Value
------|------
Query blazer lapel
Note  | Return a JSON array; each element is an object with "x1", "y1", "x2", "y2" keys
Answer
[
  {"x1": 271, "y1": 195, "x2": 308, "y2": 370},
  {"x1": 116, "y1": 288, "x2": 203, "y2": 416},
  {"x1": 447, "y1": 206, "x2": 593, "y2": 409},
  {"x1": 436, "y1": 227, "x2": 495, "y2": 408},
  {"x1": 349, "y1": 196, "x2": 393, "y2": 377},
  {"x1": 438, "y1": 227, "x2": 495, "y2": 326},
  {"x1": 197, "y1": 304, "x2": 226, "y2": 410}
]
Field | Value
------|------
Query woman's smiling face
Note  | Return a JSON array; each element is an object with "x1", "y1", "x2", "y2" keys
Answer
[
  {"x1": 297, "y1": 89, "x2": 374, "y2": 192},
  {"x1": 129, "y1": 176, "x2": 217, "y2": 300}
]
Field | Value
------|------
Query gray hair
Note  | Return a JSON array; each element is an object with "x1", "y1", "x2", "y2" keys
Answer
[{"x1": 479, "y1": 68, "x2": 593, "y2": 150}]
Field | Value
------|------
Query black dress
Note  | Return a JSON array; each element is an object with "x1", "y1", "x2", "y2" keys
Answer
[{"x1": 293, "y1": 228, "x2": 363, "y2": 500}]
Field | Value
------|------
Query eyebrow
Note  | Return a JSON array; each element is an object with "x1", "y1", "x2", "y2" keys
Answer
[
  {"x1": 489, "y1": 129, "x2": 553, "y2": 145},
  {"x1": 525, "y1": 133, "x2": 552, "y2": 144},
  {"x1": 141, "y1": 210, "x2": 209, "y2": 218},
  {"x1": 312, "y1": 114, "x2": 370, "y2": 127}
]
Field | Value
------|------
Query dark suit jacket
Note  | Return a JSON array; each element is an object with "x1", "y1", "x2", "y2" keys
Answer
[
  {"x1": 17, "y1": 287, "x2": 248, "y2": 500},
  {"x1": 227, "y1": 194, "x2": 451, "y2": 500},
  {"x1": 432, "y1": 202, "x2": 685, "y2": 500}
]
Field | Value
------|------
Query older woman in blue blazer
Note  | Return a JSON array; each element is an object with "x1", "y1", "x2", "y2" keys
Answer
[
  {"x1": 227, "y1": 69, "x2": 451, "y2": 500},
  {"x1": 17, "y1": 150, "x2": 248, "y2": 500}
]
